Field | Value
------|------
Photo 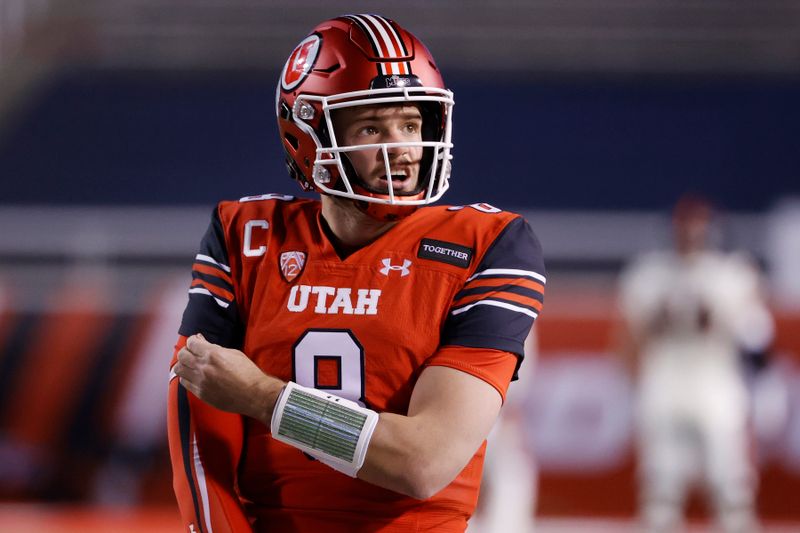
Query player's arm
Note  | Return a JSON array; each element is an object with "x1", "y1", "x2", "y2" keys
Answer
[
  {"x1": 167, "y1": 207, "x2": 252, "y2": 533},
  {"x1": 614, "y1": 255, "x2": 663, "y2": 375},
  {"x1": 613, "y1": 318, "x2": 642, "y2": 375},
  {"x1": 177, "y1": 337, "x2": 512, "y2": 500},
  {"x1": 364, "y1": 214, "x2": 545, "y2": 497},
  {"x1": 358, "y1": 359, "x2": 508, "y2": 498},
  {"x1": 729, "y1": 254, "x2": 775, "y2": 373}
]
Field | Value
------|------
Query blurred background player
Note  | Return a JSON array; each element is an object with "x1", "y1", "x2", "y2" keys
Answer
[{"x1": 617, "y1": 195, "x2": 774, "y2": 533}]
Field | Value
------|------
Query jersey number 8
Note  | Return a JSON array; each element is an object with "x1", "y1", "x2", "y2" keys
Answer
[{"x1": 292, "y1": 329, "x2": 367, "y2": 407}]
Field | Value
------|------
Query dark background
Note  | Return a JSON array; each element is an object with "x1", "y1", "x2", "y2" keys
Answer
[{"x1": 2, "y1": 68, "x2": 797, "y2": 210}]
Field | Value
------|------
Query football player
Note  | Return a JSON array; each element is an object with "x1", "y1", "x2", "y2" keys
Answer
[
  {"x1": 618, "y1": 196, "x2": 773, "y2": 533},
  {"x1": 168, "y1": 14, "x2": 545, "y2": 533}
]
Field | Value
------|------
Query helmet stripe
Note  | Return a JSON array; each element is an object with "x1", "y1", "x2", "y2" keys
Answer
[
  {"x1": 347, "y1": 14, "x2": 388, "y2": 74},
  {"x1": 345, "y1": 15, "x2": 382, "y2": 72},
  {"x1": 364, "y1": 15, "x2": 410, "y2": 75},
  {"x1": 366, "y1": 15, "x2": 412, "y2": 75},
  {"x1": 361, "y1": 14, "x2": 399, "y2": 75},
  {"x1": 386, "y1": 19, "x2": 409, "y2": 57},
  {"x1": 348, "y1": 14, "x2": 412, "y2": 76},
  {"x1": 372, "y1": 15, "x2": 408, "y2": 57},
  {"x1": 363, "y1": 14, "x2": 401, "y2": 58},
  {"x1": 379, "y1": 16, "x2": 412, "y2": 74}
]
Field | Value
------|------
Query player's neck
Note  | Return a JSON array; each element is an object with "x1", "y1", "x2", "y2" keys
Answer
[{"x1": 320, "y1": 196, "x2": 397, "y2": 257}]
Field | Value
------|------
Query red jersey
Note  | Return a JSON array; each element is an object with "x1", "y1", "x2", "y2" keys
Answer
[{"x1": 168, "y1": 195, "x2": 545, "y2": 533}]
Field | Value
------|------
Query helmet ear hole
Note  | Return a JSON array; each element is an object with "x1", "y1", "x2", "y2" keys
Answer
[
  {"x1": 284, "y1": 133, "x2": 299, "y2": 151},
  {"x1": 278, "y1": 99, "x2": 292, "y2": 120}
]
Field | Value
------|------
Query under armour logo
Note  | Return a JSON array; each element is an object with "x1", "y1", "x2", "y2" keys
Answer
[{"x1": 380, "y1": 258, "x2": 411, "y2": 277}]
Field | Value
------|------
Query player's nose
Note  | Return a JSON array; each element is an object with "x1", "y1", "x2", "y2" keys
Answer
[
  {"x1": 381, "y1": 121, "x2": 409, "y2": 143},
  {"x1": 383, "y1": 130, "x2": 409, "y2": 158}
]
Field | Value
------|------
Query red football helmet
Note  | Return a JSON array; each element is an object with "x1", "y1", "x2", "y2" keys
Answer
[{"x1": 276, "y1": 14, "x2": 454, "y2": 221}]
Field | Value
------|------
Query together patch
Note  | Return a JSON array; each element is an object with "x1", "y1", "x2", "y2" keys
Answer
[{"x1": 417, "y1": 238, "x2": 473, "y2": 268}]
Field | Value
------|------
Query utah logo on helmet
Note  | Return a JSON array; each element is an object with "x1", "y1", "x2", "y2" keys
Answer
[
  {"x1": 275, "y1": 14, "x2": 455, "y2": 222},
  {"x1": 281, "y1": 34, "x2": 321, "y2": 92}
]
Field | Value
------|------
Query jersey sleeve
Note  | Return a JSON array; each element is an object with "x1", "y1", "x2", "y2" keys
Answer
[
  {"x1": 424, "y1": 345, "x2": 519, "y2": 402},
  {"x1": 440, "y1": 216, "x2": 545, "y2": 370},
  {"x1": 724, "y1": 254, "x2": 775, "y2": 357},
  {"x1": 169, "y1": 207, "x2": 251, "y2": 532},
  {"x1": 168, "y1": 337, "x2": 252, "y2": 533},
  {"x1": 179, "y1": 206, "x2": 244, "y2": 348}
]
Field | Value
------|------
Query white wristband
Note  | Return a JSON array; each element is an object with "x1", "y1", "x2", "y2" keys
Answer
[{"x1": 270, "y1": 382, "x2": 379, "y2": 477}]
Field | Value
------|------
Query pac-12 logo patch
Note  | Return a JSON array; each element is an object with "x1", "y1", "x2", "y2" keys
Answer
[
  {"x1": 280, "y1": 251, "x2": 307, "y2": 282},
  {"x1": 281, "y1": 34, "x2": 321, "y2": 92}
]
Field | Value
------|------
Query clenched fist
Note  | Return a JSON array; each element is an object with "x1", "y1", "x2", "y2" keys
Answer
[{"x1": 173, "y1": 334, "x2": 285, "y2": 424}]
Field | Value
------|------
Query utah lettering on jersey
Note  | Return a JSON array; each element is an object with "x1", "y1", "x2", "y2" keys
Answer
[{"x1": 287, "y1": 285, "x2": 382, "y2": 315}]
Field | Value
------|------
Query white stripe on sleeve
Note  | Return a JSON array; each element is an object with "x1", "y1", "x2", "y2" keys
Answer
[
  {"x1": 195, "y1": 254, "x2": 231, "y2": 273},
  {"x1": 188, "y1": 288, "x2": 231, "y2": 308},
  {"x1": 192, "y1": 434, "x2": 214, "y2": 533},
  {"x1": 451, "y1": 299, "x2": 539, "y2": 319},
  {"x1": 467, "y1": 268, "x2": 546, "y2": 284}
]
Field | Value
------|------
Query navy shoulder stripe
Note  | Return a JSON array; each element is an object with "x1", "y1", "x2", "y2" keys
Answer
[
  {"x1": 179, "y1": 206, "x2": 244, "y2": 348},
  {"x1": 442, "y1": 216, "x2": 545, "y2": 359}
]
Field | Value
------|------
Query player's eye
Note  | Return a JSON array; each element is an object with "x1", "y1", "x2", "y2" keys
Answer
[
  {"x1": 358, "y1": 125, "x2": 380, "y2": 136},
  {"x1": 403, "y1": 121, "x2": 421, "y2": 135}
]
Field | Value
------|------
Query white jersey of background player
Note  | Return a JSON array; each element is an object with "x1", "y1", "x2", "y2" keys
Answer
[{"x1": 618, "y1": 196, "x2": 773, "y2": 533}]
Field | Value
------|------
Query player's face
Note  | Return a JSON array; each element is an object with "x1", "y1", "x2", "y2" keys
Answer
[
  {"x1": 333, "y1": 104, "x2": 424, "y2": 195},
  {"x1": 674, "y1": 211, "x2": 711, "y2": 253}
]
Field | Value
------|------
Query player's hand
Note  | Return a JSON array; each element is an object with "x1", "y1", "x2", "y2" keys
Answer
[{"x1": 174, "y1": 334, "x2": 283, "y2": 424}]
